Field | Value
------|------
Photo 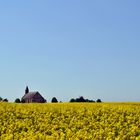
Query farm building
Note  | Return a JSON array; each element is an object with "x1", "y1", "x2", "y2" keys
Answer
[{"x1": 21, "y1": 86, "x2": 46, "y2": 103}]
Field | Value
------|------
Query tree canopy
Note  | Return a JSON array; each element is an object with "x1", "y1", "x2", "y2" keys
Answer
[{"x1": 51, "y1": 97, "x2": 58, "y2": 103}]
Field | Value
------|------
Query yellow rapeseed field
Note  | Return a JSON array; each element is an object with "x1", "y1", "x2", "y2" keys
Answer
[{"x1": 0, "y1": 102, "x2": 140, "y2": 140}]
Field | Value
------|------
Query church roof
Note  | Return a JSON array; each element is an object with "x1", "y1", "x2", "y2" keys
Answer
[{"x1": 22, "y1": 91, "x2": 39, "y2": 99}]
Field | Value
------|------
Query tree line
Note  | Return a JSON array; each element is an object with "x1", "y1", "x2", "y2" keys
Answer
[
  {"x1": 69, "y1": 96, "x2": 102, "y2": 103},
  {"x1": 0, "y1": 97, "x2": 8, "y2": 102},
  {"x1": 0, "y1": 96, "x2": 102, "y2": 103}
]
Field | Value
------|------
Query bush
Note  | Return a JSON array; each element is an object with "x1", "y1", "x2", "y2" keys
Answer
[
  {"x1": 15, "y1": 98, "x2": 21, "y2": 103},
  {"x1": 44, "y1": 99, "x2": 47, "y2": 103},
  {"x1": 51, "y1": 97, "x2": 58, "y2": 103},
  {"x1": 21, "y1": 99, "x2": 25, "y2": 103},
  {"x1": 70, "y1": 98, "x2": 76, "y2": 102},
  {"x1": 96, "y1": 99, "x2": 102, "y2": 103},
  {"x1": 3, "y1": 99, "x2": 8, "y2": 102}
]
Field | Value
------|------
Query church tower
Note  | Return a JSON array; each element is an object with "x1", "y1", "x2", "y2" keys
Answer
[{"x1": 25, "y1": 86, "x2": 29, "y2": 94}]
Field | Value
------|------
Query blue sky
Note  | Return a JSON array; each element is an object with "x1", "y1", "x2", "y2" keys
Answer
[{"x1": 0, "y1": 0, "x2": 140, "y2": 102}]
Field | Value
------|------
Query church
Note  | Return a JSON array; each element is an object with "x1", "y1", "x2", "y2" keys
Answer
[{"x1": 21, "y1": 86, "x2": 46, "y2": 103}]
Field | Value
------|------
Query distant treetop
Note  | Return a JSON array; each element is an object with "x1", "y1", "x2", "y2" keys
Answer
[
  {"x1": 69, "y1": 96, "x2": 95, "y2": 103},
  {"x1": 51, "y1": 97, "x2": 58, "y2": 103}
]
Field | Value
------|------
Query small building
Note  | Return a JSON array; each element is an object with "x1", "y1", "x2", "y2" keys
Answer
[{"x1": 21, "y1": 86, "x2": 46, "y2": 103}]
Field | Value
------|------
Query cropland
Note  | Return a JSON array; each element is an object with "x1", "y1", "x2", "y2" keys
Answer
[{"x1": 0, "y1": 102, "x2": 140, "y2": 140}]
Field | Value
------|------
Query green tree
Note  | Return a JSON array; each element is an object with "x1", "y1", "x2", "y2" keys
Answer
[
  {"x1": 21, "y1": 99, "x2": 25, "y2": 103},
  {"x1": 15, "y1": 98, "x2": 21, "y2": 103},
  {"x1": 51, "y1": 97, "x2": 58, "y2": 103},
  {"x1": 70, "y1": 98, "x2": 76, "y2": 102},
  {"x1": 96, "y1": 99, "x2": 102, "y2": 103},
  {"x1": 3, "y1": 99, "x2": 8, "y2": 102}
]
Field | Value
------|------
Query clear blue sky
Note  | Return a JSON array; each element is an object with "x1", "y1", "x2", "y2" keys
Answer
[{"x1": 0, "y1": 0, "x2": 140, "y2": 102}]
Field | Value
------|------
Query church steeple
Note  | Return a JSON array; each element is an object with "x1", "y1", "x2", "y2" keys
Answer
[{"x1": 25, "y1": 86, "x2": 29, "y2": 94}]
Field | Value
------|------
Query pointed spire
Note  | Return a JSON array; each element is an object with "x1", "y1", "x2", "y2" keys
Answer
[{"x1": 25, "y1": 86, "x2": 29, "y2": 94}]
